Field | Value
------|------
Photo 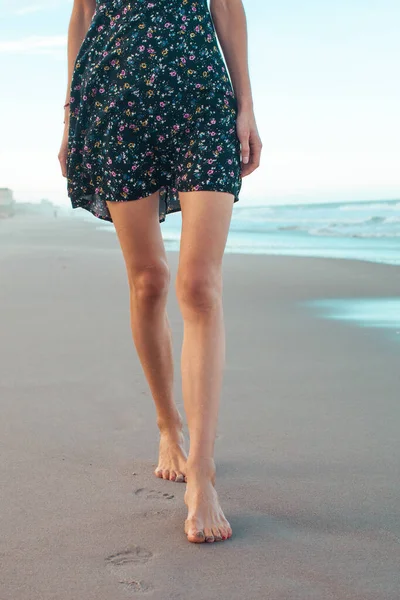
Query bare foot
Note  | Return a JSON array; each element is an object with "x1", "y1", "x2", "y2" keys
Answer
[
  {"x1": 154, "y1": 425, "x2": 187, "y2": 483},
  {"x1": 184, "y1": 458, "x2": 232, "y2": 543}
]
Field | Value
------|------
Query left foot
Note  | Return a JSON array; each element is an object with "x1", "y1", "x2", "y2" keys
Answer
[
  {"x1": 184, "y1": 459, "x2": 232, "y2": 543},
  {"x1": 154, "y1": 427, "x2": 187, "y2": 483}
]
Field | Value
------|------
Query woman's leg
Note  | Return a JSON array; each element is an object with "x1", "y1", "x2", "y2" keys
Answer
[
  {"x1": 175, "y1": 190, "x2": 234, "y2": 543},
  {"x1": 106, "y1": 192, "x2": 187, "y2": 482}
]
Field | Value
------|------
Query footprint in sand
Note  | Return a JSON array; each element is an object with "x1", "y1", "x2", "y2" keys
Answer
[
  {"x1": 105, "y1": 547, "x2": 154, "y2": 594},
  {"x1": 134, "y1": 488, "x2": 174, "y2": 500},
  {"x1": 105, "y1": 547, "x2": 153, "y2": 567},
  {"x1": 118, "y1": 579, "x2": 154, "y2": 594}
]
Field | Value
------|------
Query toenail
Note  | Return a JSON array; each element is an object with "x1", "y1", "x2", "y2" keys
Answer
[{"x1": 205, "y1": 536, "x2": 214, "y2": 543}]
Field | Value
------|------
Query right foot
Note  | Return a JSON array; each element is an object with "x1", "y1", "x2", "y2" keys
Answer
[
  {"x1": 154, "y1": 424, "x2": 187, "y2": 483},
  {"x1": 184, "y1": 459, "x2": 232, "y2": 543}
]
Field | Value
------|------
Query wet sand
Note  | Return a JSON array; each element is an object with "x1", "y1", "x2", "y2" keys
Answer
[{"x1": 1, "y1": 213, "x2": 399, "y2": 600}]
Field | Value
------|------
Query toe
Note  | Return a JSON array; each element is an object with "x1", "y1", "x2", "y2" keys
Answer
[
  {"x1": 175, "y1": 473, "x2": 185, "y2": 483},
  {"x1": 212, "y1": 527, "x2": 223, "y2": 541},
  {"x1": 204, "y1": 528, "x2": 214, "y2": 543},
  {"x1": 187, "y1": 529, "x2": 206, "y2": 543},
  {"x1": 154, "y1": 469, "x2": 163, "y2": 478},
  {"x1": 162, "y1": 470, "x2": 170, "y2": 480},
  {"x1": 170, "y1": 471, "x2": 177, "y2": 481}
]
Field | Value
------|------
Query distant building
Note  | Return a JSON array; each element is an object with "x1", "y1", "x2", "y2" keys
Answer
[{"x1": 0, "y1": 188, "x2": 15, "y2": 218}]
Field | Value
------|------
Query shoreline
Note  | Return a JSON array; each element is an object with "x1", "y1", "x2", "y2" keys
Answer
[{"x1": 2, "y1": 210, "x2": 400, "y2": 268}]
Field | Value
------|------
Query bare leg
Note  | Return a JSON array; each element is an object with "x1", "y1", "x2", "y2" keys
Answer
[
  {"x1": 175, "y1": 190, "x2": 234, "y2": 543},
  {"x1": 106, "y1": 192, "x2": 187, "y2": 482}
]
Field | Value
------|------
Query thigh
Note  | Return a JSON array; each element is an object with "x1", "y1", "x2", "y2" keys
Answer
[
  {"x1": 177, "y1": 190, "x2": 234, "y2": 272},
  {"x1": 106, "y1": 190, "x2": 168, "y2": 279}
]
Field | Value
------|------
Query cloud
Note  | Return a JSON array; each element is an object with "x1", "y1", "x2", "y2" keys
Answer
[
  {"x1": 0, "y1": 0, "x2": 72, "y2": 17},
  {"x1": 0, "y1": 35, "x2": 67, "y2": 54}
]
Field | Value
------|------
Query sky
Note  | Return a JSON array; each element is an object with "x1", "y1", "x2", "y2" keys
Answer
[{"x1": 0, "y1": 0, "x2": 399, "y2": 207}]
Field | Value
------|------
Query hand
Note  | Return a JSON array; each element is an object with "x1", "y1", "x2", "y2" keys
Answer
[
  {"x1": 236, "y1": 108, "x2": 262, "y2": 177},
  {"x1": 58, "y1": 121, "x2": 69, "y2": 178}
]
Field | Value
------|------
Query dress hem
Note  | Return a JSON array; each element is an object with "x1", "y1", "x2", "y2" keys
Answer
[{"x1": 69, "y1": 184, "x2": 240, "y2": 224}]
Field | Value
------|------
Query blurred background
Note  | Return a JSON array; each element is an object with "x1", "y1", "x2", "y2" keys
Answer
[{"x1": 1, "y1": 0, "x2": 399, "y2": 263}]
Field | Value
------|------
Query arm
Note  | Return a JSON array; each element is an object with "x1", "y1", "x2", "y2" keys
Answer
[
  {"x1": 64, "y1": 0, "x2": 96, "y2": 125},
  {"x1": 59, "y1": 0, "x2": 96, "y2": 177},
  {"x1": 210, "y1": 0, "x2": 262, "y2": 176}
]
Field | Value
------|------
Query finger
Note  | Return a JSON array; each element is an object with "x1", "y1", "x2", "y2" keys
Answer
[
  {"x1": 239, "y1": 132, "x2": 250, "y2": 165},
  {"x1": 241, "y1": 138, "x2": 262, "y2": 177}
]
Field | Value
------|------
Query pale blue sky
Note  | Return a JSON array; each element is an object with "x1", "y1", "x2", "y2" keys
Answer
[{"x1": 0, "y1": 0, "x2": 399, "y2": 206}]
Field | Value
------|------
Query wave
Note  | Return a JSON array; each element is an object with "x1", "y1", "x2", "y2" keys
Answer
[{"x1": 338, "y1": 202, "x2": 400, "y2": 211}]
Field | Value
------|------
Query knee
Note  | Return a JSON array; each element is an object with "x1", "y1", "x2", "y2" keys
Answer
[
  {"x1": 129, "y1": 261, "x2": 170, "y2": 305},
  {"x1": 176, "y1": 267, "x2": 222, "y2": 314}
]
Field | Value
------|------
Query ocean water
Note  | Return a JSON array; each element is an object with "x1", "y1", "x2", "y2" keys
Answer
[
  {"x1": 91, "y1": 198, "x2": 400, "y2": 266},
  {"x1": 302, "y1": 298, "x2": 400, "y2": 342}
]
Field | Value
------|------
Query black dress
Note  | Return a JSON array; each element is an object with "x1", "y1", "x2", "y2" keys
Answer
[{"x1": 66, "y1": 0, "x2": 242, "y2": 223}]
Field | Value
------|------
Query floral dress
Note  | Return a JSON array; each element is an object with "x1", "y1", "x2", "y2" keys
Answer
[{"x1": 66, "y1": 0, "x2": 242, "y2": 223}]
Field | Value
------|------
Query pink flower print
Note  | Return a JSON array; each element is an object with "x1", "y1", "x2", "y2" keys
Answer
[
  {"x1": 181, "y1": 57, "x2": 186, "y2": 64},
  {"x1": 170, "y1": 71, "x2": 177, "y2": 76},
  {"x1": 207, "y1": 169, "x2": 214, "y2": 175},
  {"x1": 173, "y1": 124, "x2": 180, "y2": 130},
  {"x1": 131, "y1": 165, "x2": 138, "y2": 171},
  {"x1": 110, "y1": 101, "x2": 115, "y2": 107},
  {"x1": 120, "y1": 70, "x2": 126, "y2": 77},
  {"x1": 158, "y1": 135, "x2": 165, "y2": 142},
  {"x1": 147, "y1": 31, "x2": 153, "y2": 38},
  {"x1": 210, "y1": 118, "x2": 216, "y2": 124},
  {"x1": 128, "y1": 101, "x2": 134, "y2": 107},
  {"x1": 195, "y1": 25, "x2": 200, "y2": 32},
  {"x1": 107, "y1": 158, "x2": 113, "y2": 165},
  {"x1": 228, "y1": 159, "x2": 233, "y2": 165},
  {"x1": 189, "y1": 55, "x2": 195, "y2": 60},
  {"x1": 115, "y1": 40, "x2": 121, "y2": 47},
  {"x1": 229, "y1": 171, "x2": 234, "y2": 177},
  {"x1": 184, "y1": 113, "x2": 190, "y2": 119},
  {"x1": 111, "y1": 60, "x2": 116, "y2": 66},
  {"x1": 160, "y1": 101, "x2": 165, "y2": 107},
  {"x1": 83, "y1": 95, "x2": 87, "y2": 101},
  {"x1": 182, "y1": 15, "x2": 187, "y2": 21},
  {"x1": 207, "y1": 65, "x2": 213, "y2": 71},
  {"x1": 210, "y1": 131, "x2": 216, "y2": 136},
  {"x1": 164, "y1": 22, "x2": 172, "y2": 28},
  {"x1": 156, "y1": 115, "x2": 162, "y2": 121},
  {"x1": 117, "y1": 135, "x2": 123, "y2": 141},
  {"x1": 207, "y1": 159, "x2": 213, "y2": 164},
  {"x1": 217, "y1": 145, "x2": 222, "y2": 152},
  {"x1": 99, "y1": 88, "x2": 105, "y2": 93},
  {"x1": 119, "y1": 125, "x2": 125, "y2": 131},
  {"x1": 123, "y1": 186, "x2": 129, "y2": 193},
  {"x1": 111, "y1": 171, "x2": 116, "y2": 177}
]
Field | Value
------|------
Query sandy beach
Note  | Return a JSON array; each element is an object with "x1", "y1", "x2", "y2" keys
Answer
[{"x1": 1, "y1": 212, "x2": 399, "y2": 600}]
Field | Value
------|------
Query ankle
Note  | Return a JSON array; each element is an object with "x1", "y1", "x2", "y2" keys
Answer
[
  {"x1": 157, "y1": 412, "x2": 184, "y2": 435},
  {"x1": 186, "y1": 456, "x2": 216, "y2": 480}
]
